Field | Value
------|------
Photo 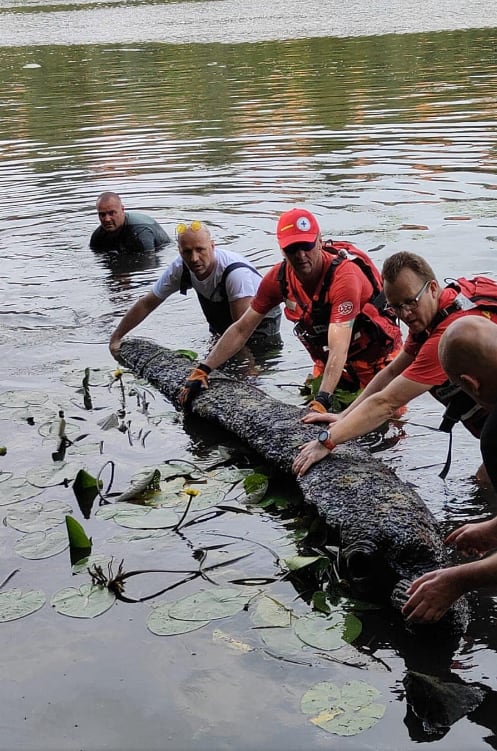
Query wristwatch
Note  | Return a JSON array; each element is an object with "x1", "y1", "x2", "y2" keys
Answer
[{"x1": 318, "y1": 429, "x2": 336, "y2": 452}]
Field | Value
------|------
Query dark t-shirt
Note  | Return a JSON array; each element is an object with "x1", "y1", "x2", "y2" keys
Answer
[{"x1": 90, "y1": 211, "x2": 171, "y2": 253}]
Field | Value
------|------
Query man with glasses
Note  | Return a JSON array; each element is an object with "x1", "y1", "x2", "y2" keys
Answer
[
  {"x1": 109, "y1": 221, "x2": 281, "y2": 357},
  {"x1": 293, "y1": 251, "x2": 497, "y2": 476},
  {"x1": 179, "y1": 208, "x2": 402, "y2": 410},
  {"x1": 90, "y1": 192, "x2": 171, "y2": 253}
]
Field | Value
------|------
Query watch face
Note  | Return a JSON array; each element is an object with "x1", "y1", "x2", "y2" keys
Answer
[{"x1": 318, "y1": 430, "x2": 329, "y2": 444}]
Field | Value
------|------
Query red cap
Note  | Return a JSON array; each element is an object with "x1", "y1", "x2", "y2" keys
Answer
[{"x1": 276, "y1": 208, "x2": 320, "y2": 249}]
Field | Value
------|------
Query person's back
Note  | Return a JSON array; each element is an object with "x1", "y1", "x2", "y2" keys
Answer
[{"x1": 90, "y1": 192, "x2": 171, "y2": 253}]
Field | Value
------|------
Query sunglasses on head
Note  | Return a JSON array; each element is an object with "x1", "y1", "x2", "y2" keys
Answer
[
  {"x1": 176, "y1": 220, "x2": 203, "y2": 237},
  {"x1": 283, "y1": 239, "x2": 317, "y2": 256}
]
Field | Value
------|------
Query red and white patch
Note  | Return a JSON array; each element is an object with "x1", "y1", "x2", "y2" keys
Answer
[{"x1": 337, "y1": 301, "x2": 354, "y2": 316}]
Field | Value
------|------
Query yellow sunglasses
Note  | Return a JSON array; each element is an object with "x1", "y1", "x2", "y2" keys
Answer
[{"x1": 176, "y1": 220, "x2": 203, "y2": 236}]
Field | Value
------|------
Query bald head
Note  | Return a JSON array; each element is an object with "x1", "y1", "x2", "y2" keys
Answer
[
  {"x1": 96, "y1": 192, "x2": 125, "y2": 233},
  {"x1": 439, "y1": 315, "x2": 497, "y2": 406}
]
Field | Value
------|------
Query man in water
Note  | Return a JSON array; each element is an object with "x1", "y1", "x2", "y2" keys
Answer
[
  {"x1": 109, "y1": 220, "x2": 281, "y2": 357},
  {"x1": 292, "y1": 251, "x2": 497, "y2": 477},
  {"x1": 179, "y1": 208, "x2": 402, "y2": 411},
  {"x1": 90, "y1": 192, "x2": 171, "y2": 253},
  {"x1": 402, "y1": 316, "x2": 497, "y2": 622}
]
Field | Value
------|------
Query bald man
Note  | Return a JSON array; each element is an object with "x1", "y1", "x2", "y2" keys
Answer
[
  {"x1": 403, "y1": 316, "x2": 497, "y2": 623},
  {"x1": 109, "y1": 221, "x2": 281, "y2": 357},
  {"x1": 90, "y1": 192, "x2": 171, "y2": 254}
]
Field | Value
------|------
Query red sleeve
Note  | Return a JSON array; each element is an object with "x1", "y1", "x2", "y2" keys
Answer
[
  {"x1": 402, "y1": 330, "x2": 448, "y2": 385},
  {"x1": 250, "y1": 265, "x2": 284, "y2": 315},
  {"x1": 328, "y1": 263, "x2": 372, "y2": 324}
]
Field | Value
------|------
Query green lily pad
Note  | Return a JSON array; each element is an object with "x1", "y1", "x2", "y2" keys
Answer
[
  {"x1": 26, "y1": 462, "x2": 79, "y2": 488},
  {"x1": 294, "y1": 612, "x2": 362, "y2": 651},
  {"x1": 0, "y1": 390, "x2": 50, "y2": 408},
  {"x1": 250, "y1": 595, "x2": 293, "y2": 628},
  {"x1": 14, "y1": 529, "x2": 68, "y2": 559},
  {"x1": 169, "y1": 588, "x2": 249, "y2": 621},
  {"x1": 112, "y1": 506, "x2": 179, "y2": 529},
  {"x1": 147, "y1": 602, "x2": 210, "y2": 636},
  {"x1": 51, "y1": 583, "x2": 116, "y2": 618},
  {"x1": 0, "y1": 588, "x2": 46, "y2": 622},
  {"x1": 72, "y1": 554, "x2": 113, "y2": 575},
  {"x1": 210, "y1": 468, "x2": 253, "y2": 483},
  {"x1": 301, "y1": 680, "x2": 385, "y2": 736},
  {"x1": 0, "y1": 476, "x2": 43, "y2": 506},
  {"x1": 243, "y1": 473, "x2": 269, "y2": 503},
  {"x1": 5, "y1": 500, "x2": 73, "y2": 532},
  {"x1": 258, "y1": 626, "x2": 308, "y2": 656}
]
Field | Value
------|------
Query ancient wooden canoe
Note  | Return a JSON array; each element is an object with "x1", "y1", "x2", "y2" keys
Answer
[{"x1": 118, "y1": 338, "x2": 467, "y2": 630}]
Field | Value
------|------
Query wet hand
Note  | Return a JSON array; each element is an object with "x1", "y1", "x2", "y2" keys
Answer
[
  {"x1": 109, "y1": 338, "x2": 122, "y2": 360},
  {"x1": 292, "y1": 440, "x2": 331, "y2": 477},
  {"x1": 444, "y1": 518, "x2": 497, "y2": 557},
  {"x1": 301, "y1": 410, "x2": 338, "y2": 425},
  {"x1": 178, "y1": 364, "x2": 211, "y2": 410},
  {"x1": 402, "y1": 569, "x2": 463, "y2": 624}
]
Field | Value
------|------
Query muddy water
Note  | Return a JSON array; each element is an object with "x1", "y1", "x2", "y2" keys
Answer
[{"x1": 1, "y1": 3, "x2": 497, "y2": 750}]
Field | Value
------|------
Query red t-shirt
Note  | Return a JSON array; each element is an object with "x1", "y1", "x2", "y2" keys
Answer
[
  {"x1": 251, "y1": 252, "x2": 374, "y2": 329},
  {"x1": 403, "y1": 285, "x2": 497, "y2": 385}
]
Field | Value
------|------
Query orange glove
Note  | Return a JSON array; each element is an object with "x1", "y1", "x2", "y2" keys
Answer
[
  {"x1": 178, "y1": 364, "x2": 211, "y2": 410},
  {"x1": 308, "y1": 390, "x2": 332, "y2": 413}
]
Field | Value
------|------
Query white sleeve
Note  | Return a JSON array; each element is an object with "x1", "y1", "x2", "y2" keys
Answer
[
  {"x1": 223, "y1": 265, "x2": 262, "y2": 301},
  {"x1": 151, "y1": 258, "x2": 184, "y2": 300}
]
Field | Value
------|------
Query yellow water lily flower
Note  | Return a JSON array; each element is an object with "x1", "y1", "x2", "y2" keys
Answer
[{"x1": 184, "y1": 488, "x2": 200, "y2": 497}]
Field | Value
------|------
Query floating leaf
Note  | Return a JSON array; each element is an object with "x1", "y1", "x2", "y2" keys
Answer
[
  {"x1": 284, "y1": 555, "x2": 328, "y2": 572},
  {"x1": 250, "y1": 595, "x2": 293, "y2": 628},
  {"x1": 65, "y1": 515, "x2": 92, "y2": 565},
  {"x1": 169, "y1": 588, "x2": 249, "y2": 621},
  {"x1": 147, "y1": 601, "x2": 209, "y2": 636},
  {"x1": 51, "y1": 583, "x2": 115, "y2": 618},
  {"x1": 301, "y1": 680, "x2": 385, "y2": 736},
  {"x1": 212, "y1": 628, "x2": 254, "y2": 653},
  {"x1": 0, "y1": 390, "x2": 49, "y2": 408},
  {"x1": 294, "y1": 612, "x2": 362, "y2": 651},
  {"x1": 97, "y1": 413, "x2": 120, "y2": 431},
  {"x1": 312, "y1": 591, "x2": 331, "y2": 615},
  {"x1": 210, "y1": 468, "x2": 253, "y2": 484},
  {"x1": 259, "y1": 626, "x2": 307, "y2": 656},
  {"x1": 0, "y1": 588, "x2": 46, "y2": 622},
  {"x1": 99, "y1": 505, "x2": 179, "y2": 529},
  {"x1": 26, "y1": 462, "x2": 79, "y2": 488},
  {"x1": 5, "y1": 500, "x2": 73, "y2": 532},
  {"x1": 14, "y1": 530, "x2": 68, "y2": 560},
  {"x1": 0, "y1": 476, "x2": 43, "y2": 506},
  {"x1": 174, "y1": 349, "x2": 198, "y2": 361},
  {"x1": 114, "y1": 469, "x2": 161, "y2": 503},
  {"x1": 243, "y1": 473, "x2": 269, "y2": 503},
  {"x1": 72, "y1": 554, "x2": 113, "y2": 575},
  {"x1": 72, "y1": 469, "x2": 102, "y2": 518}
]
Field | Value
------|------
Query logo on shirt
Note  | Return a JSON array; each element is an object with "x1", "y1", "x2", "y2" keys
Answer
[
  {"x1": 285, "y1": 298, "x2": 297, "y2": 312},
  {"x1": 337, "y1": 301, "x2": 354, "y2": 316}
]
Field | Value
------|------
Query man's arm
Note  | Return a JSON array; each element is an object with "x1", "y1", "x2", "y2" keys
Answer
[
  {"x1": 293, "y1": 374, "x2": 431, "y2": 476},
  {"x1": 319, "y1": 322, "x2": 354, "y2": 395},
  {"x1": 203, "y1": 306, "x2": 265, "y2": 370},
  {"x1": 229, "y1": 296, "x2": 254, "y2": 322},
  {"x1": 109, "y1": 291, "x2": 162, "y2": 357}
]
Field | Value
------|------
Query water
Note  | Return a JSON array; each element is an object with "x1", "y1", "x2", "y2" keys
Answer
[{"x1": 1, "y1": 3, "x2": 497, "y2": 749}]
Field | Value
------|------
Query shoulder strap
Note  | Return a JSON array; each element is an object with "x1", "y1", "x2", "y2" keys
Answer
[
  {"x1": 217, "y1": 262, "x2": 261, "y2": 300},
  {"x1": 179, "y1": 263, "x2": 192, "y2": 295}
]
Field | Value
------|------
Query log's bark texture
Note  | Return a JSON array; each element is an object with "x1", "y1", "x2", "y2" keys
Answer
[{"x1": 118, "y1": 339, "x2": 468, "y2": 631}]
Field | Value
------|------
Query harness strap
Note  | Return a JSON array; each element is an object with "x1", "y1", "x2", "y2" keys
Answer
[{"x1": 180, "y1": 261, "x2": 261, "y2": 297}]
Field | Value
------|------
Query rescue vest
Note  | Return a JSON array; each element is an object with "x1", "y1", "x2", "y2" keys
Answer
[
  {"x1": 413, "y1": 276, "x2": 497, "y2": 477},
  {"x1": 180, "y1": 261, "x2": 279, "y2": 338},
  {"x1": 277, "y1": 240, "x2": 399, "y2": 365}
]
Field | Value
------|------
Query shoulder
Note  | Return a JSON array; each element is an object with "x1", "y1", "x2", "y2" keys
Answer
[{"x1": 214, "y1": 247, "x2": 256, "y2": 271}]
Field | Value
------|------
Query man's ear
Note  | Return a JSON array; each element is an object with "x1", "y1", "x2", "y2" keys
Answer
[{"x1": 460, "y1": 373, "x2": 480, "y2": 398}]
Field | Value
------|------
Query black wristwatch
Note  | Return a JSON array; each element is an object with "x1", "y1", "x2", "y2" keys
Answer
[{"x1": 318, "y1": 429, "x2": 336, "y2": 452}]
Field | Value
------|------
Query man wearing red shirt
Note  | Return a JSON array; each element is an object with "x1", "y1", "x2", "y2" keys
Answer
[
  {"x1": 293, "y1": 251, "x2": 497, "y2": 476},
  {"x1": 179, "y1": 208, "x2": 402, "y2": 411}
]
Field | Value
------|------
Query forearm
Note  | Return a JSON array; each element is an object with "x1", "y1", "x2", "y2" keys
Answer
[
  {"x1": 327, "y1": 391, "x2": 399, "y2": 445},
  {"x1": 458, "y1": 554, "x2": 497, "y2": 591},
  {"x1": 110, "y1": 296, "x2": 159, "y2": 343},
  {"x1": 203, "y1": 314, "x2": 261, "y2": 370}
]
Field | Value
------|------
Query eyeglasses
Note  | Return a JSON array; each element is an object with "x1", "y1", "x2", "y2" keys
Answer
[
  {"x1": 176, "y1": 220, "x2": 203, "y2": 236},
  {"x1": 283, "y1": 239, "x2": 317, "y2": 256},
  {"x1": 387, "y1": 280, "x2": 431, "y2": 316}
]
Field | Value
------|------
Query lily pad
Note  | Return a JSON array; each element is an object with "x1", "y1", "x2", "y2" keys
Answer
[
  {"x1": 294, "y1": 612, "x2": 362, "y2": 651},
  {"x1": 5, "y1": 500, "x2": 73, "y2": 532},
  {"x1": 112, "y1": 506, "x2": 179, "y2": 529},
  {"x1": 147, "y1": 601, "x2": 209, "y2": 636},
  {"x1": 243, "y1": 473, "x2": 269, "y2": 503},
  {"x1": 0, "y1": 476, "x2": 43, "y2": 506},
  {"x1": 301, "y1": 680, "x2": 385, "y2": 736},
  {"x1": 169, "y1": 588, "x2": 249, "y2": 621},
  {"x1": 0, "y1": 390, "x2": 49, "y2": 408},
  {"x1": 51, "y1": 583, "x2": 115, "y2": 618},
  {"x1": 72, "y1": 554, "x2": 113, "y2": 575},
  {"x1": 250, "y1": 595, "x2": 293, "y2": 628},
  {"x1": 258, "y1": 626, "x2": 308, "y2": 656},
  {"x1": 26, "y1": 462, "x2": 79, "y2": 488},
  {"x1": 0, "y1": 588, "x2": 46, "y2": 622},
  {"x1": 14, "y1": 529, "x2": 68, "y2": 559}
]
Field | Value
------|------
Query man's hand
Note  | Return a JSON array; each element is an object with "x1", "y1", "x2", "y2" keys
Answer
[
  {"x1": 445, "y1": 518, "x2": 497, "y2": 557},
  {"x1": 292, "y1": 440, "x2": 332, "y2": 477},
  {"x1": 401, "y1": 568, "x2": 465, "y2": 623},
  {"x1": 109, "y1": 337, "x2": 122, "y2": 360},
  {"x1": 307, "y1": 390, "x2": 332, "y2": 414},
  {"x1": 178, "y1": 364, "x2": 211, "y2": 410}
]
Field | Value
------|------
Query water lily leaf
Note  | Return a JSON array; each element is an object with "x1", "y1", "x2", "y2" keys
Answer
[
  {"x1": 60, "y1": 367, "x2": 106, "y2": 388},
  {"x1": 97, "y1": 413, "x2": 120, "y2": 431},
  {"x1": 301, "y1": 680, "x2": 385, "y2": 736},
  {"x1": 72, "y1": 554, "x2": 113, "y2": 574},
  {"x1": 294, "y1": 612, "x2": 362, "y2": 651},
  {"x1": 0, "y1": 390, "x2": 49, "y2": 408},
  {"x1": 0, "y1": 476, "x2": 43, "y2": 506},
  {"x1": 258, "y1": 626, "x2": 307, "y2": 656},
  {"x1": 95, "y1": 502, "x2": 138, "y2": 520},
  {"x1": 51, "y1": 583, "x2": 115, "y2": 618},
  {"x1": 112, "y1": 506, "x2": 179, "y2": 529},
  {"x1": 107, "y1": 529, "x2": 171, "y2": 543},
  {"x1": 250, "y1": 595, "x2": 293, "y2": 628},
  {"x1": 0, "y1": 588, "x2": 46, "y2": 622},
  {"x1": 114, "y1": 469, "x2": 161, "y2": 503},
  {"x1": 65, "y1": 515, "x2": 92, "y2": 565},
  {"x1": 174, "y1": 349, "x2": 198, "y2": 361},
  {"x1": 147, "y1": 601, "x2": 209, "y2": 636},
  {"x1": 26, "y1": 462, "x2": 79, "y2": 488},
  {"x1": 210, "y1": 468, "x2": 253, "y2": 484},
  {"x1": 212, "y1": 628, "x2": 254, "y2": 653},
  {"x1": 72, "y1": 469, "x2": 101, "y2": 518},
  {"x1": 169, "y1": 588, "x2": 249, "y2": 621},
  {"x1": 284, "y1": 555, "x2": 328, "y2": 572},
  {"x1": 243, "y1": 473, "x2": 269, "y2": 503},
  {"x1": 38, "y1": 418, "x2": 81, "y2": 440},
  {"x1": 14, "y1": 529, "x2": 68, "y2": 559},
  {"x1": 0, "y1": 472, "x2": 13, "y2": 483},
  {"x1": 5, "y1": 500, "x2": 73, "y2": 532},
  {"x1": 156, "y1": 461, "x2": 203, "y2": 480}
]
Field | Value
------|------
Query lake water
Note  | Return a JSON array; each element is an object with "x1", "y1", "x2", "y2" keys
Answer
[{"x1": 1, "y1": 2, "x2": 497, "y2": 750}]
